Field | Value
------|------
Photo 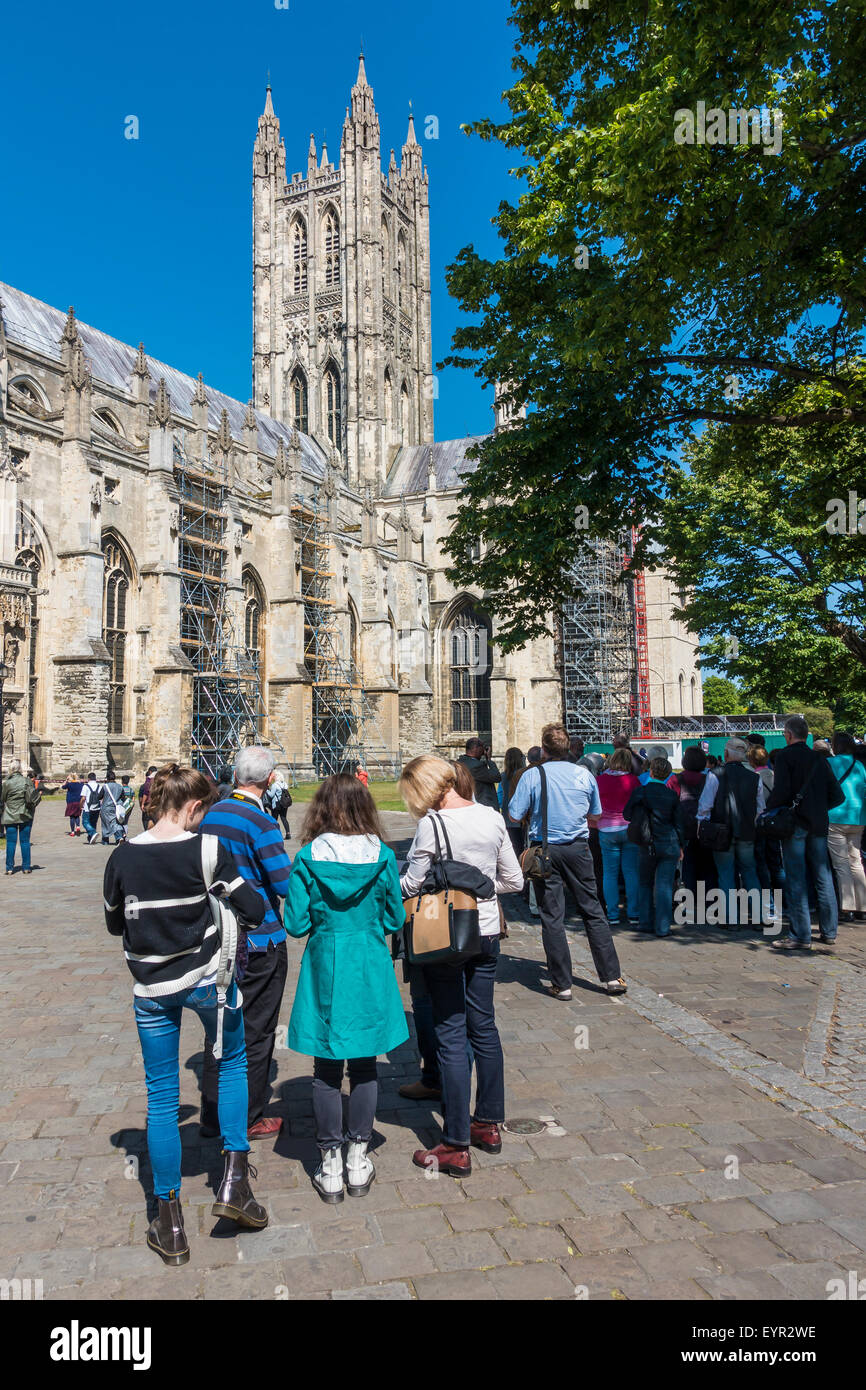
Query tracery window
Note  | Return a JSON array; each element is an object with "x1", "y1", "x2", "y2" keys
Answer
[
  {"x1": 324, "y1": 364, "x2": 342, "y2": 449},
  {"x1": 102, "y1": 537, "x2": 132, "y2": 736},
  {"x1": 290, "y1": 368, "x2": 308, "y2": 434},
  {"x1": 449, "y1": 603, "x2": 492, "y2": 735},
  {"x1": 323, "y1": 209, "x2": 340, "y2": 288},
  {"x1": 291, "y1": 218, "x2": 308, "y2": 294}
]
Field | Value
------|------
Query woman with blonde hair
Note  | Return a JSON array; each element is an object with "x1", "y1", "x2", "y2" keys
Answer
[{"x1": 399, "y1": 754, "x2": 523, "y2": 1177}]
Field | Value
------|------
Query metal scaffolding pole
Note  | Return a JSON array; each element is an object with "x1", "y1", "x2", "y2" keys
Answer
[
  {"x1": 561, "y1": 534, "x2": 639, "y2": 741},
  {"x1": 173, "y1": 433, "x2": 281, "y2": 779}
]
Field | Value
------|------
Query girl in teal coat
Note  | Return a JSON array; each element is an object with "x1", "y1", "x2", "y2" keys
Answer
[{"x1": 285, "y1": 774, "x2": 408, "y2": 1203}]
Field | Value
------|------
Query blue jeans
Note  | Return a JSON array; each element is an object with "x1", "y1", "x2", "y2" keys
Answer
[
  {"x1": 408, "y1": 967, "x2": 440, "y2": 1088},
  {"x1": 5, "y1": 823, "x2": 31, "y2": 871},
  {"x1": 598, "y1": 829, "x2": 640, "y2": 924},
  {"x1": 424, "y1": 938, "x2": 504, "y2": 1147},
  {"x1": 638, "y1": 848, "x2": 679, "y2": 936},
  {"x1": 134, "y1": 981, "x2": 248, "y2": 1198},
  {"x1": 782, "y1": 828, "x2": 838, "y2": 943},
  {"x1": 713, "y1": 838, "x2": 763, "y2": 924},
  {"x1": 82, "y1": 810, "x2": 99, "y2": 839}
]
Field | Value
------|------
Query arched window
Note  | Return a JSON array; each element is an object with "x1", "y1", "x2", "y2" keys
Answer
[
  {"x1": 15, "y1": 505, "x2": 43, "y2": 733},
  {"x1": 9, "y1": 377, "x2": 48, "y2": 413},
  {"x1": 690, "y1": 675, "x2": 697, "y2": 714},
  {"x1": 384, "y1": 368, "x2": 394, "y2": 439},
  {"x1": 102, "y1": 536, "x2": 132, "y2": 736},
  {"x1": 400, "y1": 383, "x2": 410, "y2": 442},
  {"x1": 243, "y1": 570, "x2": 266, "y2": 735},
  {"x1": 348, "y1": 601, "x2": 360, "y2": 683},
  {"x1": 387, "y1": 610, "x2": 398, "y2": 685},
  {"x1": 678, "y1": 672, "x2": 685, "y2": 715},
  {"x1": 290, "y1": 368, "x2": 308, "y2": 434},
  {"x1": 94, "y1": 408, "x2": 123, "y2": 437},
  {"x1": 323, "y1": 208, "x2": 340, "y2": 287},
  {"x1": 449, "y1": 603, "x2": 492, "y2": 736},
  {"x1": 397, "y1": 234, "x2": 406, "y2": 310},
  {"x1": 324, "y1": 363, "x2": 342, "y2": 449},
  {"x1": 291, "y1": 217, "x2": 308, "y2": 294},
  {"x1": 381, "y1": 216, "x2": 390, "y2": 297}
]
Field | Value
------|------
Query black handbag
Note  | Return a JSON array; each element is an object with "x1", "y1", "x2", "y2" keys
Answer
[
  {"x1": 521, "y1": 765, "x2": 554, "y2": 882},
  {"x1": 626, "y1": 795, "x2": 656, "y2": 855},
  {"x1": 404, "y1": 813, "x2": 491, "y2": 966}
]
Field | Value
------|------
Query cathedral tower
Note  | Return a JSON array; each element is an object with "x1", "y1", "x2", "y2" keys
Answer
[{"x1": 251, "y1": 59, "x2": 434, "y2": 489}]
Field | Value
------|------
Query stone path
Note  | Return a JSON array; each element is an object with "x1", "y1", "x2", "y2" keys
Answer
[{"x1": 1, "y1": 801, "x2": 865, "y2": 1301}]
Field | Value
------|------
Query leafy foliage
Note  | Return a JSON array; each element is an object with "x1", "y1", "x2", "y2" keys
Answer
[{"x1": 441, "y1": 1, "x2": 865, "y2": 650}]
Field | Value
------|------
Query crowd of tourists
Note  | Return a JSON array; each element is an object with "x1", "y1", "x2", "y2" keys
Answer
[{"x1": 91, "y1": 713, "x2": 866, "y2": 1267}]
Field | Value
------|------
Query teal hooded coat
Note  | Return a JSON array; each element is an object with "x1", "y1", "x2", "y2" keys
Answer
[{"x1": 285, "y1": 842, "x2": 410, "y2": 1060}]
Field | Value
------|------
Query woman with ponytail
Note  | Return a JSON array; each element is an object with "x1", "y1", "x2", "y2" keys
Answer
[{"x1": 103, "y1": 764, "x2": 268, "y2": 1269}]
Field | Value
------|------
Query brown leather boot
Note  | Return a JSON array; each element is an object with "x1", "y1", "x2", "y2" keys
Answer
[
  {"x1": 412, "y1": 1142, "x2": 472, "y2": 1178},
  {"x1": 146, "y1": 1190, "x2": 190, "y2": 1266},
  {"x1": 470, "y1": 1120, "x2": 502, "y2": 1154},
  {"x1": 211, "y1": 1151, "x2": 269, "y2": 1228}
]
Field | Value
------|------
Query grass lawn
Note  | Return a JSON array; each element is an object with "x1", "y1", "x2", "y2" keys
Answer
[{"x1": 289, "y1": 779, "x2": 407, "y2": 813}]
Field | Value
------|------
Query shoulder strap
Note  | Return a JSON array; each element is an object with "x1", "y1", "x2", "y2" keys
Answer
[
  {"x1": 792, "y1": 754, "x2": 820, "y2": 809},
  {"x1": 431, "y1": 811, "x2": 454, "y2": 862},
  {"x1": 200, "y1": 831, "x2": 220, "y2": 889},
  {"x1": 538, "y1": 765, "x2": 549, "y2": 850},
  {"x1": 836, "y1": 759, "x2": 855, "y2": 788},
  {"x1": 104, "y1": 784, "x2": 119, "y2": 808}
]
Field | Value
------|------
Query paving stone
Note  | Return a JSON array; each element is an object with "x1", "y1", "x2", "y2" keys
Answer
[
  {"x1": 694, "y1": 1270, "x2": 791, "y2": 1301},
  {"x1": 487, "y1": 1262, "x2": 576, "y2": 1300},
  {"x1": 233, "y1": 1224, "x2": 315, "y2": 1263},
  {"x1": 686, "y1": 1198, "x2": 778, "y2": 1234},
  {"x1": 443, "y1": 1200, "x2": 512, "y2": 1232},
  {"x1": 629, "y1": 1239, "x2": 721, "y2": 1281},
  {"x1": 424, "y1": 1231, "x2": 508, "y2": 1272},
  {"x1": 559, "y1": 1213, "x2": 636, "y2": 1253},
  {"x1": 625, "y1": 1209, "x2": 703, "y2": 1243},
  {"x1": 203, "y1": 1260, "x2": 289, "y2": 1301},
  {"x1": 332, "y1": 1281, "x2": 412, "y2": 1300},
  {"x1": 632, "y1": 1176, "x2": 703, "y2": 1206},
  {"x1": 569, "y1": 1154, "x2": 648, "y2": 1185},
  {"x1": 699, "y1": 1230, "x2": 793, "y2": 1272},
  {"x1": 684, "y1": 1171, "x2": 763, "y2": 1201},
  {"x1": 505, "y1": 1191, "x2": 580, "y2": 1224},
  {"x1": 278, "y1": 1253, "x2": 363, "y2": 1295},
  {"x1": 494, "y1": 1224, "x2": 573, "y2": 1263},
  {"x1": 767, "y1": 1222, "x2": 864, "y2": 1263},
  {"x1": 559, "y1": 1251, "x2": 647, "y2": 1298},
  {"x1": 413, "y1": 1269, "x2": 498, "y2": 1300},
  {"x1": 763, "y1": 1259, "x2": 850, "y2": 1299},
  {"x1": 311, "y1": 1214, "x2": 380, "y2": 1254},
  {"x1": 750, "y1": 1190, "x2": 830, "y2": 1224},
  {"x1": 356, "y1": 1240, "x2": 435, "y2": 1283},
  {"x1": 565, "y1": 1183, "x2": 643, "y2": 1217}
]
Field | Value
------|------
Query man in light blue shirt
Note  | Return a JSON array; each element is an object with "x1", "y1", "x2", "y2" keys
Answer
[
  {"x1": 509, "y1": 724, "x2": 626, "y2": 1000},
  {"x1": 508, "y1": 760, "x2": 601, "y2": 843}
]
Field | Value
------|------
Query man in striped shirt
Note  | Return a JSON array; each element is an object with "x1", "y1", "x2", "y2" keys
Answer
[{"x1": 199, "y1": 747, "x2": 293, "y2": 1140}]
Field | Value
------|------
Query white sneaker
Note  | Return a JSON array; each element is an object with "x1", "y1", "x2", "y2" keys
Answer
[
  {"x1": 312, "y1": 1147, "x2": 344, "y2": 1204},
  {"x1": 345, "y1": 1140, "x2": 375, "y2": 1197}
]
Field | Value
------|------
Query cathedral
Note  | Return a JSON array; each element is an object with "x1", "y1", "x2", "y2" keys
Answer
[{"x1": 0, "y1": 59, "x2": 701, "y2": 781}]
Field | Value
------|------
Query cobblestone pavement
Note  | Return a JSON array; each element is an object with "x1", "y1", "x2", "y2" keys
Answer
[{"x1": 2, "y1": 802, "x2": 866, "y2": 1302}]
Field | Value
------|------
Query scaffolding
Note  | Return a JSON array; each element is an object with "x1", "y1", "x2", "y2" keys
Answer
[
  {"x1": 293, "y1": 493, "x2": 400, "y2": 780},
  {"x1": 561, "y1": 534, "x2": 640, "y2": 741},
  {"x1": 173, "y1": 434, "x2": 279, "y2": 779}
]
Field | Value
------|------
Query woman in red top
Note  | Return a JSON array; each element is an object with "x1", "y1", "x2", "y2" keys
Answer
[{"x1": 595, "y1": 748, "x2": 642, "y2": 926}]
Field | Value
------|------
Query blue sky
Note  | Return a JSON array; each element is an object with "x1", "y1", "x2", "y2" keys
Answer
[{"x1": 0, "y1": 0, "x2": 517, "y2": 439}]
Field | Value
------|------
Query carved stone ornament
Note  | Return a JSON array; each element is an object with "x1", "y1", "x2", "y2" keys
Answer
[
  {"x1": 154, "y1": 377, "x2": 172, "y2": 427},
  {"x1": 0, "y1": 592, "x2": 29, "y2": 627},
  {"x1": 0, "y1": 427, "x2": 26, "y2": 480},
  {"x1": 273, "y1": 440, "x2": 289, "y2": 479},
  {"x1": 90, "y1": 480, "x2": 103, "y2": 510},
  {"x1": 69, "y1": 342, "x2": 90, "y2": 392},
  {"x1": 168, "y1": 506, "x2": 180, "y2": 534},
  {"x1": 4, "y1": 630, "x2": 21, "y2": 670}
]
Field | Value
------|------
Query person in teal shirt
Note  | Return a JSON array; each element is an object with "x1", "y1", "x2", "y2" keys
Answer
[
  {"x1": 285, "y1": 774, "x2": 408, "y2": 1204},
  {"x1": 828, "y1": 732, "x2": 866, "y2": 922}
]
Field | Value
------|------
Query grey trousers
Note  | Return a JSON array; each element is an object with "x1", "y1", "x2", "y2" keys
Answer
[
  {"x1": 534, "y1": 839, "x2": 622, "y2": 988},
  {"x1": 313, "y1": 1056, "x2": 377, "y2": 1149}
]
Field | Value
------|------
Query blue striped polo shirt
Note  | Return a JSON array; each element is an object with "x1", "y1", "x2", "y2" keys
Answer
[{"x1": 200, "y1": 793, "x2": 292, "y2": 949}]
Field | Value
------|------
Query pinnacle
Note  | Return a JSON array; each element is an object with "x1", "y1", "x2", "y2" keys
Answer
[
  {"x1": 356, "y1": 52, "x2": 368, "y2": 87},
  {"x1": 263, "y1": 83, "x2": 275, "y2": 118},
  {"x1": 406, "y1": 110, "x2": 419, "y2": 145}
]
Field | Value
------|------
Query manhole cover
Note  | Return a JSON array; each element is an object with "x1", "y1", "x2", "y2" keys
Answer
[{"x1": 502, "y1": 1118, "x2": 546, "y2": 1135}]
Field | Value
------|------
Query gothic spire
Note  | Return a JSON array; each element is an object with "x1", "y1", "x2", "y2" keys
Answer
[
  {"x1": 254, "y1": 82, "x2": 285, "y2": 180},
  {"x1": 133, "y1": 342, "x2": 149, "y2": 378},
  {"x1": 356, "y1": 52, "x2": 368, "y2": 88},
  {"x1": 348, "y1": 53, "x2": 379, "y2": 141},
  {"x1": 62, "y1": 305, "x2": 78, "y2": 344},
  {"x1": 193, "y1": 371, "x2": 207, "y2": 407},
  {"x1": 406, "y1": 109, "x2": 419, "y2": 146},
  {"x1": 263, "y1": 83, "x2": 274, "y2": 118}
]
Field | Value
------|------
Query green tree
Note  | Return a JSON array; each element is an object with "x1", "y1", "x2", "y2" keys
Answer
[
  {"x1": 658, "y1": 380, "x2": 866, "y2": 714},
  {"x1": 701, "y1": 677, "x2": 747, "y2": 716},
  {"x1": 440, "y1": 1, "x2": 865, "y2": 650},
  {"x1": 783, "y1": 705, "x2": 835, "y2": 739}
]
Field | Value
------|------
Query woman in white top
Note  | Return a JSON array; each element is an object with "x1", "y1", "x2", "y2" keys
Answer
[{"x1": 399, "y1": 755, "x2": 523, "y2": 1178}]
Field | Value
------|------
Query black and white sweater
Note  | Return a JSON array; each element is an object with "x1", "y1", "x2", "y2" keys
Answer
[{"x1": 103, "y1": 832, "x2": 264, "y2": 997}]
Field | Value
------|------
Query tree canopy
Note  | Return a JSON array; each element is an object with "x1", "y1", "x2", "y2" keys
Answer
[{"x1": 441, "y1": 0, "x2": 865, "y2": 651}]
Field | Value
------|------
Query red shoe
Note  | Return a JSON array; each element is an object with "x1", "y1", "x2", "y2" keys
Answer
[
  {"x1": 412, "y1": 1142, "x2": 471, "y2": 1178},
  {"x1": 247, "y1": 1116, "x2": 283, "y2": 1140},
  {"x1": 470, "y1": 1121, "x2": 502, "y2": 1154}
]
